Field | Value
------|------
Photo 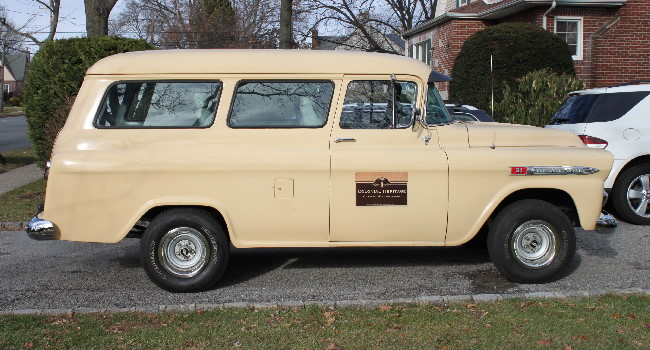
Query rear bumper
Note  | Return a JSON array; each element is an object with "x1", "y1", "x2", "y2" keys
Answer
[{"x1": 26, "y1": 216, "x2": 55, "y2": 240}]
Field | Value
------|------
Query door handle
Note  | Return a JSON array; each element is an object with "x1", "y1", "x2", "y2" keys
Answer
[{"x1": 334, "y1": 138, "x2": 357, "y2": 143}]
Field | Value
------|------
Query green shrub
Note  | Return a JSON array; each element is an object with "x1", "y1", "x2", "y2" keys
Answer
[
  {"x1": 449, "y1": 22, "x2": 575, "y2": 114},
  {"x1": 496, "y1": 68, "x2": 584, "y2": 127},
  {"x1": 23, "y1": 37, "x2": 155, "y2": 163},
  {"x1": 8, "y1": 96, "x2": 21, "y2": 106}
]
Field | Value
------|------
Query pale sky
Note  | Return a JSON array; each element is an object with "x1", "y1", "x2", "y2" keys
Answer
[{"x1": 2, "y1": 0, "x2": 126, "y2": 51}]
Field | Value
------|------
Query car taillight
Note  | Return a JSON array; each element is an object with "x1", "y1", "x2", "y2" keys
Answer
[{"x1": 578, "y1": 135, "x2": 608, "y2": 149}]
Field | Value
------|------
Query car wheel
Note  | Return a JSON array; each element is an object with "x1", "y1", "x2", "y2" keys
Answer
[
  {"x1": 141, "y1": 208, "x2": 229, "y2": 292},
  {"x1": 487, "y1": 199, "x2": 575, "y2": 283},
  {"x1": 612, "y1": 164, "x2": 650, "y2": 225}
]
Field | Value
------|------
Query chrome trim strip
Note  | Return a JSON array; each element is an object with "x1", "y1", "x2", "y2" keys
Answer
[
  {"x1": 510, "y1": 166, "x2": 599, "y2": 176},
  {"x1": 334, "y1": 138, "x2": 357, "y2": 143},
  {"x1": 26, "y1": 216, "x2": 55, "y2": 240}
]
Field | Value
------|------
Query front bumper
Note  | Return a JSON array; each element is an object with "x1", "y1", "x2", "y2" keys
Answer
[{"x1": 26, "y1": 215, "x2": 55, "y2": 240}]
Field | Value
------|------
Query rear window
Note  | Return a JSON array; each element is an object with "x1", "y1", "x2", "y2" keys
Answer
[
  {"x1": 549, "y1": 91, "x2": 650, "y2": 125},
  {"x1": 95, "y1": 81, "x2": 221, "y2": 128},
  {"x1": 228, "y1": 81, "x2": 334, "y2": 128}
]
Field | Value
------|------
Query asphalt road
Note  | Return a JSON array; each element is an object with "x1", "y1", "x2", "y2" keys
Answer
[
  {"x1": 0, "y1": 116, "x2": 30, "y2": 152},
  {"x1": 0, "y1": 222, "x2": 648, "y2": 312}
]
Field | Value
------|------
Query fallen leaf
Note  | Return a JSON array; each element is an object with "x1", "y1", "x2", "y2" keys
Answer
[
  {"x1": 613, "y1": 313, "x2": 621, "y2": 319},
  {"x1": 466, "y1": 304, "x2": 477, "y2": 308},
  {"x1": 327, "y1": 343, "x2": 344, "y2": 350},
  {"x1": 537, "y1": 339, "x2": 552, "y2": 346},
  {"x1": 379, "y1": 305, "x2": 392, "y2": 312},
  {"x1": 627, "y1": 314, "x2": 636, "y2": 320},
  {"x1": 563, "y1": 344, "x2": 573, "y2": 350}
]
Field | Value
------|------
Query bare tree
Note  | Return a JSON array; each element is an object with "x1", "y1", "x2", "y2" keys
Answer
[
  {"x1": 304, "y1": 0, "x2": 436, "y2": 53},
  {"x1": 85, "y1": 0, "x2": 120, "y2": 37},
  {"x1": 0, "y1": 0, "x2": 60, "y2": 46}
]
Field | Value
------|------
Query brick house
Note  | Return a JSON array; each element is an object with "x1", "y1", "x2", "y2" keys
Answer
[
  {"x1": 1, "y1": 52, "x2": 29, "y2": 98},
  {"x1": 403, "y1": 0, "x2": 649, "y2": 99}
]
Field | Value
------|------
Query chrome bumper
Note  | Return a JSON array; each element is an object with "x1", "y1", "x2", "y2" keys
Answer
[
  {"x1": 26, "y1": 216, "x2": 55, "y2": 240},
  {"x1": 596, "y1": 210, "x2": 617, "y2": 229}
]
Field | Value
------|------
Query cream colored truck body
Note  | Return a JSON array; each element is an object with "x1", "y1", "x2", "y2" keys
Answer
[{"x1": 41, "y1": 50, "x2": 612, "y2": 249}]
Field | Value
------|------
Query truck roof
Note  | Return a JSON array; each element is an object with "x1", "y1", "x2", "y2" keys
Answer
[{"x1": 86, "y1": 49, "x2": 434, "y2": 78}]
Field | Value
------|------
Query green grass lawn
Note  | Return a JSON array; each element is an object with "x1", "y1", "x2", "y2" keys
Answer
[
  {"x1": 0, "y1": 295, "x2": 647, "y2": 349},
  {"x1": 0, "y1": 106, "x2": 24, "y2": 117},
  {"x1": 0, "y1": 179, "x2": 46, "y2": 222},
  {"x1": 0, "y1": 148, "x2": 36, "y2": 174}
]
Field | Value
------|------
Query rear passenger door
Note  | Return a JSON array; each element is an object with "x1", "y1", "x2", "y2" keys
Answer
[{"x1": 329, "y1": 76, "x2": 449, "y2": 244}]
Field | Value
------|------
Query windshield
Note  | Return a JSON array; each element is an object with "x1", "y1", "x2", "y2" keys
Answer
[{"x1": 425, "y1": 83, "x2": 451, "y2": 124}]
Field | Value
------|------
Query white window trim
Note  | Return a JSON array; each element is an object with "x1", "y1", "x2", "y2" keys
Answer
[
  {"x1": 2, "y1": 84, "x2": 8, "y2": 93},
  {"x1": 409, "y1": 39, "x2": 431, "y2": 65},
  {"x1": 458, "y1": 0, "x2": 470, "y2": 7},
  {"x1": 555, "y1": 16, "x2": 583, "y2": 61}
]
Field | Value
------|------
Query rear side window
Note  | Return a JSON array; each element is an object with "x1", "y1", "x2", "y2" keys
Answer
[
  {"x1": 228, "y1": 81, "x2": 334, "y2": 128},
  {"x1": 96, "y1": 81, "x2": 221, "y2": 128},
  {"x1": 549, "y1": 92, "x2": 650, "y2": 125}
]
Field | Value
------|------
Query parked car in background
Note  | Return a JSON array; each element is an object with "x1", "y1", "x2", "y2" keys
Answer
[
  {"x1": 445, "y1": 103, "x2": 495, "y2": 122},
  {"x1": 546, "y1": 82, "x2": 650, "y2": 225}
]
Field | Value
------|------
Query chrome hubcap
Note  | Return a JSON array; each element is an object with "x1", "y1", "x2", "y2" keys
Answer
[
  {"x1": 159, "y1": 227, "x2": 210, "y2": 278},
  {"x1": 512, "y1": 220, "x2": 557, "y2": 268},
  {"x1": 626, "y1": 174, "x2": 650, "y2": 218}
]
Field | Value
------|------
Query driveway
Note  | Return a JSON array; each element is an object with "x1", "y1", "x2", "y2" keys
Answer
[
  {"x1": 0, "y1": 222, "x2": 647, "y2": 312},
  {"x1": 0, "y1": 116, "x2": 30, "y2": 152}
]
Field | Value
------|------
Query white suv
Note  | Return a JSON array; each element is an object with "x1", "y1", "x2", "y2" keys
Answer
[{"x1": 547, "y1": 83, "x2": 650, "y2": 225}]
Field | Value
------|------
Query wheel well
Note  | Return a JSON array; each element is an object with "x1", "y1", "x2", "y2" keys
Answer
[
  {"x1": 491, "y1": 189, "x2": 579, "y2": 227},
  {"x1": 614, "y1": 155, "x2": 650, "y2": 184},
  {"x1": 129, "y1": 206, "x2": 229, "y2": 241}
]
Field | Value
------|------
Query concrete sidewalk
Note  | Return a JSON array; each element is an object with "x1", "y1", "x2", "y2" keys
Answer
[{"x1": 0, "y1": 163, "x2": 42, "y2": 196}]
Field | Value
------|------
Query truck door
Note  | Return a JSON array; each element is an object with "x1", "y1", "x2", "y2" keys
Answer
[{"x1": 329, "y1": 76, "x2": 449, "y2": 244}]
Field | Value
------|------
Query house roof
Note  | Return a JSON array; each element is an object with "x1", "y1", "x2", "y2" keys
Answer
[
  {"x1": 1, "y1": 53, "x2": 29, "y2": 81},
  {"x1": 314, "y1": 32, "x2": 405, "y2": 52},
  {"x1": 403, "y1": 0, "x2": 627, "y2": 37}
]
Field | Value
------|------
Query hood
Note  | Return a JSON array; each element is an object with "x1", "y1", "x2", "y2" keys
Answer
[{"x1": 466, "y1": 122, "x2": 584, "y2": 148}]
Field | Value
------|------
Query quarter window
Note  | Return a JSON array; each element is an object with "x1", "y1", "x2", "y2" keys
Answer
[
  {"x1": 555, "y1": 17, "x2": 583, "y2": 60},
  {"x1": 95, "y1": 81, "x2": 221, "y2": 128},
  {"x1": 340, "y1": 80, "x2": 418, "y2": 129},
  {"x1": 228, "y1": 81, "x2": 333, "y2": 128}
]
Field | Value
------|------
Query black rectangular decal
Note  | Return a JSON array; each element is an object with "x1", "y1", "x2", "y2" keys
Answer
[{"x1": 355, "y1": 172, "x2": 408, "y2": 206}]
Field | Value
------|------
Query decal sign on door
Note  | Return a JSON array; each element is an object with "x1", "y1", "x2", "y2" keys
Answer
[{"x1": 355, "y1": 172, "x2": 408, "y2": 206}]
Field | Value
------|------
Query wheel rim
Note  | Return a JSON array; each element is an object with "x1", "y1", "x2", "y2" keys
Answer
[
  {"x1": 159, "y1": 227, "x2": 211, "y2": 278},
  {"x1": 511, "y1": 220, "x2": 557, "y2": 268},
  {"x1": 626, "y1": 174, "x2": 650, "y2": 218}
]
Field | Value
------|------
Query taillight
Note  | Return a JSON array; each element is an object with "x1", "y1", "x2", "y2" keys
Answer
[{"x1": 578, "y1": 135, "x2": 608, "y2": 148}]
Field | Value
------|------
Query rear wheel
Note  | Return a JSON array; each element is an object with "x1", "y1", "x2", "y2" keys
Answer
[
  {"x1": 141, "y1": 208, "x2": 229, "y2": 292},
  {"x1": 487, "y1": 200, "x2": 575, "y2": 283},
  {"x1": 611, "y1": 164, "x2": 650, "y2": 225}
]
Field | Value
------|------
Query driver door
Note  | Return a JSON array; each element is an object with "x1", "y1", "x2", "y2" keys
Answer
[{"x1": 329, "y1": 75, "x2": 449, "y2": 244}]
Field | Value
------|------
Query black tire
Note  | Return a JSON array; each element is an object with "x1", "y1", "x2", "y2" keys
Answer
[
  {"x1": 487, "y1": 199, "x2": 575, "y2": 283},
  {"x1": 611, "y1": 164, "x2": 650, "y2": 225},
  {"x1": 140, "y1": 208, "x2": 229, "y2": 292}
]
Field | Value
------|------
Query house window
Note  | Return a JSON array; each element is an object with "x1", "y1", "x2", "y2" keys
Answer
[
  {"x1": 458, "y1": 0, "x2": 470, "y2": 7},
  {"x1": 555, "y1": 17, "x2": 583, "y2": 60},
  {"x1": 2, "y1": 84, "x2": 8, "y2": 93},
  {"x1": 409, "y1": 39, "x2": 432, "y2": 65}
]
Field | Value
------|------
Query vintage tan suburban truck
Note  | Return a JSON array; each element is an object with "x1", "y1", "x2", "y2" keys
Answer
[{"x1": 27, "y1": 50, "x2": 613, "y2": 292}]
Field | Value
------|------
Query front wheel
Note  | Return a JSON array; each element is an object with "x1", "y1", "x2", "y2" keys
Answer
[
  {"x1": 141, "y1": 208, "x2": 229, "y2": 292},
  {"x1": 487, "y1": 200, "x2": 575, "y2": 283}
]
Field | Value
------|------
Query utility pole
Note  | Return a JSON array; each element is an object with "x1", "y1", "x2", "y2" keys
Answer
[
  {"x1": 279, "y1": 0, "x2": 293, "y2": 49},
  {"x1": 0, "y1": 21, "x2": 5, "y2": 114}
]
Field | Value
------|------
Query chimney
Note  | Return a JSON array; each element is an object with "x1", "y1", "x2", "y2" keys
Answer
[{"x1": 311, "y1": 30, "x2": 319, "y2": 50}]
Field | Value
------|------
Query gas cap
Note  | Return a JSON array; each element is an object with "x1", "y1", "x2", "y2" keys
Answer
[{"x1": 623, "y1": 128, "x2": 641, "y2": 141}]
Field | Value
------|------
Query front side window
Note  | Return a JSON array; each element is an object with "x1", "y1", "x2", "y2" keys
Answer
[
  {"x1": 340, "y1": 80, "x2": 418, "y2": 129},
  {"x1": 228, "y1": 81, "x2": 333, "y2": 128},
  {"x1": 425, "y1": 83, "x2": 451, "y2": 125},
  {"x1": 95, "y1": 81, "x2": 221, "y2": 128},
  {"x1": 555, "y1": 17, "x2": 583, "y2": 60}
]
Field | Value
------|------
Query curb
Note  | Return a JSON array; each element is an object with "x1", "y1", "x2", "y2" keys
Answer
[
  {"x1": 1, "y1": 288, "x2": 648, "y2": 316},
  {"x1": 0, "y1": 222, "x2": 27, "y2": 231}
]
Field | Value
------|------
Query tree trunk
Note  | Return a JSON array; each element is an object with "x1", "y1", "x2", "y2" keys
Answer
[
  {"x1": 279, "y1": 0, "x2": 292, "y2": 49},
  {"x1": 84, "y1": 0, "x2": 119, "y2": 37}
]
